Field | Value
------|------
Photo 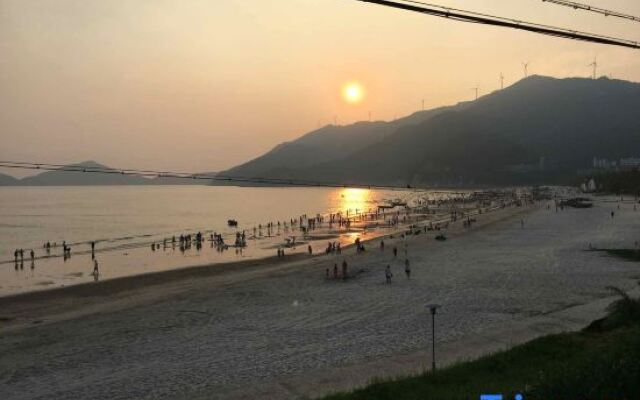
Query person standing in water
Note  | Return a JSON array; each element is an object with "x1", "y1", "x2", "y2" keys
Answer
[
  {"x1": 385, "y1": 265, "x2": 393, "y2": 284},
  {"x1": 404, "y1": 259, "x2": 411, "y2": 279}
]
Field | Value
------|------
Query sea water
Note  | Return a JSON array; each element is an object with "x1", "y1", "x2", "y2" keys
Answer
[{"x1": 0, "y1": 185, "x2": 443, "y2": 296}]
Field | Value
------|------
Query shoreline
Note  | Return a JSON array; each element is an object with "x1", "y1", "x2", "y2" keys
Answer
[
  {"x1": 0, "y1": 203, "x2": 533, "y2": 333},
  {"x1": 0, "y1": 191, "x2": 483, "y2": 296}
]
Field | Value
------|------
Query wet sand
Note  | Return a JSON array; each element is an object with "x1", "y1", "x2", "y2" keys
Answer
[
  {"x1": 0, "y1": 197, "x2": 453, "y2": 297},
  {"x1": 1, "y1": 199, "x2": 639, "y2": 400}
]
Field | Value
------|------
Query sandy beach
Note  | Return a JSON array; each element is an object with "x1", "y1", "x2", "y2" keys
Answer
[{"x1": 1, "y1": 197, "x2": 639, "y2": 400}]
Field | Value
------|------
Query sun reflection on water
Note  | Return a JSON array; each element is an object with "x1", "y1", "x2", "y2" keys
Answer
[{"x1": 337, "y1": 188, "x2": 373, "y2": 214}]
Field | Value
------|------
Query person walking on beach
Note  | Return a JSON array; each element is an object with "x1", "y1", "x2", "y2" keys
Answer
[
  {"x1": 380, "y1": 240, "x2": 385, "y2": 251},
  {"x1": 333, "y1": 263, "x2": 338, "y2": 279},
  {"x1": 393, "y1": 246, "x2": 398, "y2": 258},
  {"x1": 404, "y1": 259, "x2": 411, "y2": 279},
  {"x1": 342, "y1": 260, "x2": 348, "y2": 280},
  {"x1": 385, "y1": 265, "x2": 393, "y2": 284},
  {"x1": 93, "y1": 259, "x2": 99, "y2": 276},
  {"x1": 308, "y1": 245, "x2": 313, "y2": 255}
]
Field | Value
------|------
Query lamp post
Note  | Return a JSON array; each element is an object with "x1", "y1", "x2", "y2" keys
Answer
[{"x1": 426, "y1": 304, "x2": 441, "y2": 371}]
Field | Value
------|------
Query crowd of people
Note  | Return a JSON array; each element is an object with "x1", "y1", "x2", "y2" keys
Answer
[{"x1": 7, "y1": 190, "x2": 531, "y2": 288}]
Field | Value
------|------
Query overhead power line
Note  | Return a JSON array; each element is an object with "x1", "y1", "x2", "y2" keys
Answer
[
  {"x1": 353, "y1": 0, "x2": 640, "y2": 49},
  {"x1": 541, "y1": 0, "x2": 640, "y2": 23},
  {"x1": 0, "y1": 160, "x2": 463, "y2": 193}
]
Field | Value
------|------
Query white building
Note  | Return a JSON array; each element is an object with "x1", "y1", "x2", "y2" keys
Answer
[{"x1": 620, "y1": 157, "x2": 640, "y2": 170}]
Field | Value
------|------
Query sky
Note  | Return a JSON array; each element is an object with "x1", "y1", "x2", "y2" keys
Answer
[{"x1": 1, "y1": 0, "x2": 639, "y2": 177}]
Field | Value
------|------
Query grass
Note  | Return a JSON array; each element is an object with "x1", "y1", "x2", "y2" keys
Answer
[{"x1": 321, "y1": 285, "x2": 640, "y2": 400}]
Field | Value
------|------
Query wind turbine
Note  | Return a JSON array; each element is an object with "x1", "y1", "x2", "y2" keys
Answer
[
  {"x1": 472, "y1": 86, "x2": 479, "y2": 100},
  {"x1": 588, "y1": 57, "x2": 598, "y2": 79},
  {"x1": 500, "y1": 73, "x2": 505, "y2": 89},
  {"x1": 522, "y1": 62, "x2": 530, "y2": 78}
]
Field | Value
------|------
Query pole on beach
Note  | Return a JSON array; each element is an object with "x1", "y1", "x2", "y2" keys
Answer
[{"x1": 426, "y1": 304, "x2": 441, "y2": 372}]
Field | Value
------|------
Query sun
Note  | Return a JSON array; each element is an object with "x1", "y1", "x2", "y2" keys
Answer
[{"x1": 342, "y1": 82, "x2": 364, "y2": 104}]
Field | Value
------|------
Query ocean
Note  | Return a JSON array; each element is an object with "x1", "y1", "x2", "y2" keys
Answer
[{"x1": 0, "y1": 185, "x2": 433, "y2": 296}]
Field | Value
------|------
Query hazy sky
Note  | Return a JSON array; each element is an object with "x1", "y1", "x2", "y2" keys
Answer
[{"x1": 1, "y1": 0, "x2": 639, "y2": 177}]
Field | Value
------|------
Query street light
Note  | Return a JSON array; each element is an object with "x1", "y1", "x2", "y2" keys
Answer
[{"x1": 426, "y1": 303, "x2": 441, "y2": 371}]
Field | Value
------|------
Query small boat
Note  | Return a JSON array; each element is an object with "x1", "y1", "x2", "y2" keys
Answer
[
  {"x1": 378, "y1": 200, "x2": 408, "y2": 210},
  {"x1": 391, "y1": 200, "x2": 408, "y2": 207},
  {"x1": 559, "y1": 198, "x2": 593, "y2": 208}
]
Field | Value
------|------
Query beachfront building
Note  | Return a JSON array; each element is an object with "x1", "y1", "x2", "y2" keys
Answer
[
  {"x1": 592, "y1": 157, "x2": 616, "y2": 169},
  {"x1": 591, "y1": 156, "x2": 640, "y2": 172},
  {"x1": 619, "y1": 157, "x2": 640, "y2": 171},
  {"x1": 580, "y1": 178, "x2": 597, "y2": 193}
]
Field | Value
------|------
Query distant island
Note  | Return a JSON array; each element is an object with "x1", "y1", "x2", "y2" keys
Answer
[{"x1": 0, "y1": 161, "x2": 217, "y2": 186}]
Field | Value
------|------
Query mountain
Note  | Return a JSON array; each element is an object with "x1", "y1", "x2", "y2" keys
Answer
[
  {"x1": 0, "y1": 172, "x2": 18, "y2": 186},
  {"x1": 18, "y1": 161, "x2": 152, "y2": 186},
  {"x1": 15, "y1": 161, "x2": 217, "y2": 186},
  {"x1": 219, "y1": 104, "x2": 469, "y2": 180},
  {"x1": 223, "y1": 76, "x2": 640, "y2": 186},
  {"x1": 1, "y1": 161, "x2": 216, "y2": 186}
]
